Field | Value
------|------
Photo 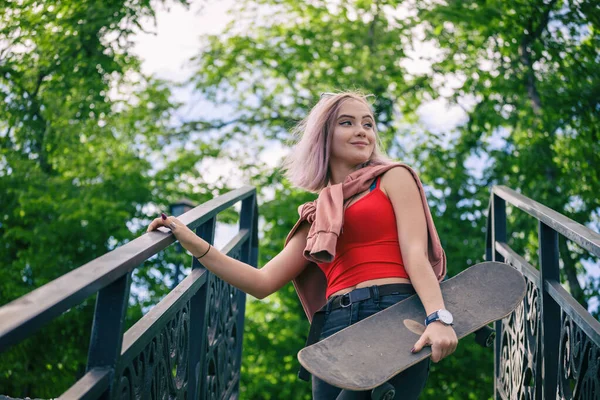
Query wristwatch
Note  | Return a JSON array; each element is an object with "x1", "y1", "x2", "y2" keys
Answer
[{"x1": 425, "y1": 309, "x2": 454, "y2": 326}]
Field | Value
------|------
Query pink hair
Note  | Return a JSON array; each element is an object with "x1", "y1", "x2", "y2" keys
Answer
[{"x1": 282, "y1": 91, "x2": 392, "y2": 193}]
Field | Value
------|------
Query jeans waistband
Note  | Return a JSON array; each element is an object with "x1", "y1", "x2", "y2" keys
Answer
[{"x1": 325, "y1": 283, "x2": 415, "y2": 312}]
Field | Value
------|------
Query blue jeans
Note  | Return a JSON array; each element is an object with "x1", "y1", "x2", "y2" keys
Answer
[{"x1": 312, "y1": 291, "x2": 430, "y2": 400}]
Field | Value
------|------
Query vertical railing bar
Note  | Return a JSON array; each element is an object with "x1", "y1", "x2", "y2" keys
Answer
[
  {"x1": 188, "y1": 217, "x2": 216, "y2": 400},
  {"x1": 539, "y1": 221, "x2": 560, "y2": 400},
  {"x1": 485, "y1": 201, "x2": 493, "y2": 263},
  {"x1": 231, "y1": 194, "x2": 256, "y2": 398},
  {"x1": 86, "y1": 272, "x2": 132, "y2": 400},
  {"x1": 492, "y1": 193, "x2": 507, "y2": 264},
  {"x1": 491, "y1": 192, "x2": 506, "y2": 399},
  {"x1": 239, "y1": 194, "x2": 255, "y2": 263},
  {"x1": 251, "y1": 199, "x2": 259, "y2": 268}
]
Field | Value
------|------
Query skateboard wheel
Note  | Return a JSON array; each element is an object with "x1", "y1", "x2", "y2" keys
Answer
[
  {"x1": 474, "y1": 325, "x2": 496, "y2": 348},
  {"x1": 371, "y1": 382, "x2": 395, "y2": 400}
]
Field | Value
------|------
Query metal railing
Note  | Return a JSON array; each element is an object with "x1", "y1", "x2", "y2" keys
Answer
[
  {"x1": 486, "y1": 185, "x2": 600, "y2": 400},
  {"x1": 0, "y1": 186, "x2": 259, "y2": 399}
]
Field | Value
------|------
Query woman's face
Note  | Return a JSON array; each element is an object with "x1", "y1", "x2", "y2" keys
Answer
[{"x1": 329, "y1": 98, "x2": 376, "y2": 168}]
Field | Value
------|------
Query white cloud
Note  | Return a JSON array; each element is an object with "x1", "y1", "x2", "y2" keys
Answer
[
  {"x1": 131, "y1": 0, "x2": 235, "y2": 82},
  {"x1": 259, "y1": 139, "x2": 289, "y2": 168},
  {"x1": 417, "y1": 97, "x2": 468, "y2": 134}
]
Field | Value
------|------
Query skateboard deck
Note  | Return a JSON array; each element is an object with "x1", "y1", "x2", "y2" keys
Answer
[{"x1": 297, "y1": 261, "x2": 526, "y2": 391}]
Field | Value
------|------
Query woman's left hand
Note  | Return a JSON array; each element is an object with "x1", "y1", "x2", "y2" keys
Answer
[{"x1": 411, "y1": 322, "x2": 458, "y2": 363}]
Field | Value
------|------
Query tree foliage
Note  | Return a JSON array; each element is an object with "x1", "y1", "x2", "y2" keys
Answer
[
  {"x1": 0, "y1": 0, "x2": 199, "y2": 396},
  {"x1": 1, "y1": 0, "x2": 598, "y2": 398}
]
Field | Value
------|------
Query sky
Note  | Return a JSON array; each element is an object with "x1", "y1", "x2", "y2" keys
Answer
[
  {"x1": 130, "y1": 1, "x2": 471, "y2": 134},
  {"x1": 132, "y1": 1, "x2": 235, "y2": 81},
  {"x1": 129, "y1": 1, "x2": 598, "y2": 311}
]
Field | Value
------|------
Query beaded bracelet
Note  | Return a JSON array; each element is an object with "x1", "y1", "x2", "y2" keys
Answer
[{"x1": 197, "y1": 244, "x2": 211, "y2": 259}]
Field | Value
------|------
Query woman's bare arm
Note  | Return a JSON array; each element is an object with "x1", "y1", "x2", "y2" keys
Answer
[
  {"x1": 382, "y1": 167, "x2": 458, "y2": 362},
  {"x1": 147, "y1": 216, "x2": 311, "y2": 299}
]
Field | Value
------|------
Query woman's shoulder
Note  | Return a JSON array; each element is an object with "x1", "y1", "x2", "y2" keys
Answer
[{"x1": 378, "y1": 165, "x2": 417, "y2": 196}]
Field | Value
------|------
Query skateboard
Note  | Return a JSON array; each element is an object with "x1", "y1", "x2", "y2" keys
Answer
[{"x1": 297, "y1": 262, "x2": 526, "y2": 399}]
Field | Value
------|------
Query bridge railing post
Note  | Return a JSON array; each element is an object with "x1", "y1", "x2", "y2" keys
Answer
[
  {"x1": 491, "y1": 193, "x2": 507, "y2": 264},
  {"x1": 86, "y1": 273, "x2": 132, "y2": 399},
  {"x1": 188, "y1": 216, "x2": 216, "y2": 400},
  {"x1": 488, "y1": 192, "x2": 506, "y2": 399},
  {"x1": 538, "y1": 221, "x2": 560, "y2": 399},
  {"x1": 229, "y1": 195, "x2": 258, "y2": 398}
]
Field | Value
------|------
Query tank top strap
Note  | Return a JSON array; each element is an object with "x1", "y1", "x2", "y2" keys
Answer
[
  {"x1": 369, "y1": 176, "x2": 382, "y2": 192},
  {"x1": 369, "y1": 176, "x2": 378, "y2": 192}
]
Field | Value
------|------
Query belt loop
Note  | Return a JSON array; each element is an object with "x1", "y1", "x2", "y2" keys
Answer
[{"x1": 372, "y1": 285, "x2": 380, "y2": 306}]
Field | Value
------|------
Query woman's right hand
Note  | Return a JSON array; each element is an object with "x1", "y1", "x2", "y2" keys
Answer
[{"x1": 146, "y1": 213, "x2": 208, "y2": 258}]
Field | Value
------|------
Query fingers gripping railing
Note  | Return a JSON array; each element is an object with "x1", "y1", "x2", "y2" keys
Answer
[
  {"x1": 486, "y1": 185, "x2": 600, "y2": 400},
  {"x1": 0, "y1": 186, "x2": 259, "y2": 399}
]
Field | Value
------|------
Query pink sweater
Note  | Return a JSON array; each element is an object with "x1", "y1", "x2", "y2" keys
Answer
[{"x1": 284, "y1": 162, "x2": 447, "y2": 322}]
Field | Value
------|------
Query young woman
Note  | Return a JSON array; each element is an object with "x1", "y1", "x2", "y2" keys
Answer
[{"x1": 147, "y1": 91, "x2": 458, "y2": 399}]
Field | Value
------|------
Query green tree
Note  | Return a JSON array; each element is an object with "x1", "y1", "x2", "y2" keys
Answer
[{"x1": 0, "y1": 0, "x2": 199, "y2": 396}]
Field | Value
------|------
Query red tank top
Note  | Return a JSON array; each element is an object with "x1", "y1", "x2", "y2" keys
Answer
[{"x1": 316, "y1": 176, "x2": 408, "y2": 298}]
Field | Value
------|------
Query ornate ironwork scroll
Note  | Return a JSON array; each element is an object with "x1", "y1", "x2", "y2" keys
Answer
[
  {"x1": 498, "y1": 278, "x2": 540, "y2": 399},
  {"x1": 204, "y1": 247, "x2": 243, "y2": 400},
  {"x1": 557, "y1": 310, "x2": 600, "y2": 399},
  {"x1": 115, "y1": 303, "x2": 190, "y2": 400}
]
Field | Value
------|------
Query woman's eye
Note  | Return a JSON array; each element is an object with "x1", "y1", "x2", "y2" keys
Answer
[{"x1": 339, "y1": 121, "x2": 373, "y2": 127}]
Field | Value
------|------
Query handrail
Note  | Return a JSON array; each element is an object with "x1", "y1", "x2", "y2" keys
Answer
[
  {"x1": 492, "y1": 185, "x2": 600, "y2": 257},
  {"x1": 545, "y1": 280, "x2": 600, "y2": 345},
  {"x1": 0, "y1": 185, "x2": 255, "y2": 353},
  {"x1": 120, "y1": 267, "x2": 208, "y2": 359}
]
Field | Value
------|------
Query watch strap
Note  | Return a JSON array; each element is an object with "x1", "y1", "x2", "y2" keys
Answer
[{"x1": 425, "y1": 311, "x2": 439, "y2": 326}]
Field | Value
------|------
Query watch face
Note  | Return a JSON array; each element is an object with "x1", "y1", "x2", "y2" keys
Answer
[{"x1": 438, "y1": 309, "x2": 453, "y2": 324}]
